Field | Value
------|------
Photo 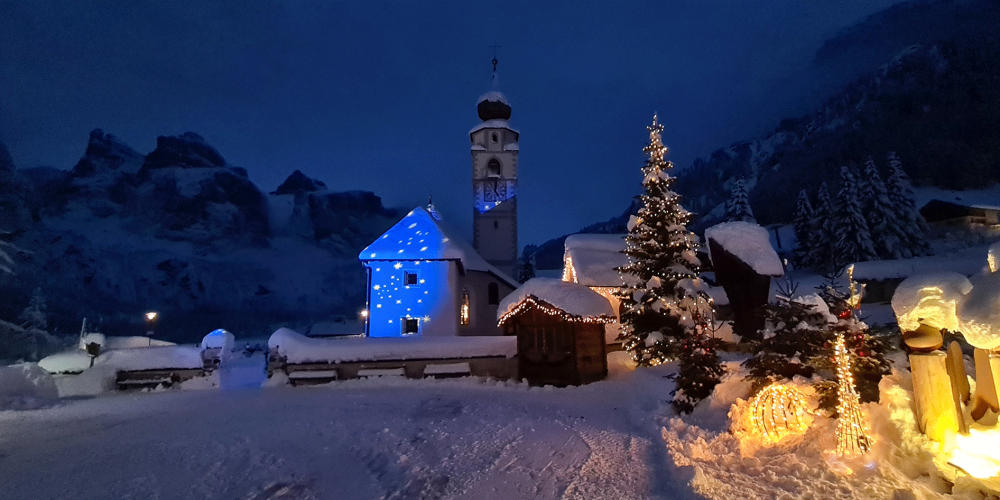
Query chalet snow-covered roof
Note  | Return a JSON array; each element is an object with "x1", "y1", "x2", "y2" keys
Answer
[
  {"x1": 359, "y1": 206, "x2": 517, "y2": 287},
  {"x1": 498, "y1": 278, "x2": 616, "y2": 325},
  {"x1": 704, "y1": 221, "x2": 783, "y2": 277},
  {"x1": 469, "y1": 119, "x2": 520, "y2": 136},
  {"x1": 563, "y1": 234, "x2": 631, "y2": 287}
]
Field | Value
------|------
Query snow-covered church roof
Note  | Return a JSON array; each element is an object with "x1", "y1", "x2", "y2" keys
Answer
[
  {"x1": 359, "y1": 206, "x2": 517, "y2": 287},
  {"x1": 497, "y1": 278, "x2": 616, "y2": 325},
  {"x1": 563, "y1": 234, "x2": 632, "y2": 287},
  {"x1": 704, "y1": 221, "x2": 783, "y2": 277}
]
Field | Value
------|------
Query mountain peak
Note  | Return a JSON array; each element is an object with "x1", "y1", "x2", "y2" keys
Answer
[
  {"x1": 271, "y1": 170, "x2": 328, "y2": 195},
  {"x1": 143, "y1": 132, "x2": 227, "y2": 170}
]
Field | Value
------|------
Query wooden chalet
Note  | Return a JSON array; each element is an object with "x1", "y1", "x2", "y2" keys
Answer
[{"x1": 498, "y1": 278, "x2": 616, "y2": 386}]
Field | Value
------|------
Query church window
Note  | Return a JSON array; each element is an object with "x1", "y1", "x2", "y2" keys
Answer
[
  {"x1": 402, "y1": 317, "x2": 419, "y2": 335},
  {"x1": 460, "y1": 289, "x2": 470, "y2": 326},
  {"x1": 403, "y1": 271, "x2": 419, "y2": 286},
  {"x1": 494, "y1": 220, "x2": 498, "y2": 229},
  {"x1": 491, "y1": 133, "x2": 498, "y2": 143},
  {"x1": 487, "y1": 158, "x2": 501, "y2": 177},
  {"x1": 488, "y1": 283, "x2": 499, "y2": 305}
]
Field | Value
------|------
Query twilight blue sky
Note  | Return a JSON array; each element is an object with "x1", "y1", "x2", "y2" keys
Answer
[{"x1": 0, "y1": 0, "x2": 904, "y2": 246}]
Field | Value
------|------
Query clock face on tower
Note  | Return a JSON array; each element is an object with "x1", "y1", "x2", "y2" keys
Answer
[{"x1": 475, "y1": 179, "x2": 516, "y2": 213}]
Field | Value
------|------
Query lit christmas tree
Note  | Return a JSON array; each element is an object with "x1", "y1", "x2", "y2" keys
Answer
[{"x1": 617, "y1": 114, "x2": 703, "y2": 367}]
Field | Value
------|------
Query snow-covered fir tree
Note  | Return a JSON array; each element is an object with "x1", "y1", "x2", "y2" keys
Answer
[
  {"x1": 672, "y1": 305, "x2": 725, "y2": 413},
  {"x1": 616, "y1": 114, "x2": 703, "y2": 367},
  {"x1": 885, "y1": 152, "x2": 930, "y2": 257},
  {"x1": 725, "y1": 178, "x2": 756, "y2": 223},
  {"x1": 19, "y1": 287, "x2": 48, "y2": 332},
  {"x1": 860, "y1": 156, "x2": 904, "y2": 259},
  {"x1": 792, "y1": 190, "x2": 814, "y2": 269},
  {"x1": 808, "y1": 182, "x2": 836, "y2": 271},
  {"x1": 832, "y1": 166, "x2": 876, "y2": 269}
]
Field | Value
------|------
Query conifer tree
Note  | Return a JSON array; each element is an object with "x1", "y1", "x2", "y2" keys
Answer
[
  {"x1": 726, "y1": 178, "x2": 756, "y2": 223},
  {"x1": 517, "y1": 246, "x2": 536, "y2": 284},
  {"x1": 886, "y1": 152, "x2": 930, "y2": 257},
  {"x1": 617, "y1": 114, "x2": 703, "y2": 367},
  {"x1": 860, "y1": 156, "x2": 904, "y2": 259},
  {"x1": 792, "y1": 190, "x2": 814, "y2": 269},
  {"x1": 673, "y1": 305, "x2": 725, "y2": 414},
  {"x1": 833, "y1": 166, "x2": 877, "y2": 268},
  {"x1": 808, "y1": 183, "x2": 836, "y2": 271}
]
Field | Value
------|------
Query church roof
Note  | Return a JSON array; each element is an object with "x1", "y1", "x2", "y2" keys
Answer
[
  {"x1": 359, "y1": 206, "x2": 518, "y2": 287},
  {"x1": 469, "y1": 119, "x2": 519, "y2": 137}
]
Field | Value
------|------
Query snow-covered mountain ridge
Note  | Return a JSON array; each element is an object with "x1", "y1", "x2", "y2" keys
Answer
[{"x1": 0, "y1": 130, "x2": 406, "y2": 342}]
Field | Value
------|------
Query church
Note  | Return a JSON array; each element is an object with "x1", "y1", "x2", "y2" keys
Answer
[{"x1": 358, "y1": 58, "x2": 520, "y2": 337}]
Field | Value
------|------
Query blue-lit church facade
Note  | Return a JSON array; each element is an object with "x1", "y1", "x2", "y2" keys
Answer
[{"x1": 359, "y1": 206, "x2": 517, "y2": 338}]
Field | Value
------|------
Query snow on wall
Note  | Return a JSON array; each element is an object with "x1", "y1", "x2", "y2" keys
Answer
[
  {"x1": 852, "y1": 254, "x2": 985, "y2": 281},
  {"x1": 891, "y1": 272, "x2": 973, "y2": 333},
  {"x1": 958, "y1": 272, "x2": 1000, "y2": 349},
  {"x1": 79, "y1": 334, "x2": 176, "y2": 350},
  {"x1": 469, "y1": 119, "x2": 519, "y2": 136},
  {"x1": 267, "y1": 327, "x2": 516, "y2": 364},
  {"x1": 498, "y1": 277, "x2": 616, "y2": 322},
  {"x1": 705, "y1": 221, "x2": 783, "y2": 277},
  {"x1": 38, "y1": 351, "x2": 93, "y2": 374},
  {"x1": 94, "y1": 346, "x2": 203, "y2": 371}
]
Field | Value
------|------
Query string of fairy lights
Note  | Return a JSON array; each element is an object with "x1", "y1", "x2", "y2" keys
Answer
[
  {"x1": 497, "y1": 295, "x2": 615, "y2": 327},
  {"x1": 835, "y1": 331, "x2": 873, "y2": 455},
  {"x1": 747, "y1": 384, "x2": 811, "y2": 442}
]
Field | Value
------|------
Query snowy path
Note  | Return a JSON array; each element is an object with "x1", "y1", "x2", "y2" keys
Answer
[
  {"x1": 0, "y1": 366, "x2": 683, "y2": 500},
  {"x1": 218, "y1": 351, "x2": 268, "y2": 390}
]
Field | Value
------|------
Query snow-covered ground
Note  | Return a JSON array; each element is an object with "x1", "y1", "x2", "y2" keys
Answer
[{"x1": 0, "y1": 352, "x2": 689, "y2": 500}]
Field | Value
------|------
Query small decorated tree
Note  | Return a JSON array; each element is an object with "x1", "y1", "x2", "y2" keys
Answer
[
  {"x1": 673, "y1": 302, "x2": 726, "y2": 413},
  {"x1": 617, "y1": 115, "x2": 703, "y2": 367}
]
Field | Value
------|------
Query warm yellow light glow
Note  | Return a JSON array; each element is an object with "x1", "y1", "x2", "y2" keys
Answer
[
  {"x1": 950, "y1": 428, "x2": 1000, "y2": 478},
  {"x1": 835, "y1": 332, "x2": 873, "y2": 456},
  {"x1": 746, "y1": 384, "x2": 812, "y2": 443},
  {"x1": 360, "y1": 310, "x2": 369, "y2": 318},
  {"x1": 145, "y1": 312, "x2": 157, "y2": 321}
]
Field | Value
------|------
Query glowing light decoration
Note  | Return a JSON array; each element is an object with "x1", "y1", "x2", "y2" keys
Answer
[
  {"x1": 746, "y1": 384, "x2": 812, "y2": 443},
  {"x1": 834, "y1": 332, "x2": 873, "y2": 456},
  {"x1": 497, "y1": 295, "x2": 615, "y2": 327},
  {"x1": 949, "y1": 428, "x2": 1000, "y2": 478}
]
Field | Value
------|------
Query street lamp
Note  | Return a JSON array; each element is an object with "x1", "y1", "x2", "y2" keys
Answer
[{"x1": 145, "y1": 311, "x2": 158, "y2": 345}]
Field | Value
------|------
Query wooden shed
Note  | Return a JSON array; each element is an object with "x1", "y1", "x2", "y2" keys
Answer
[{"x1": 497, "y1": 278, "x2": 616, "y2": 386}]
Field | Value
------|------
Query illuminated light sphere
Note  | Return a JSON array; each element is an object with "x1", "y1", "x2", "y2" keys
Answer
[{"x1": 746, "y1": 384, "x2": 812, "y2": 443}]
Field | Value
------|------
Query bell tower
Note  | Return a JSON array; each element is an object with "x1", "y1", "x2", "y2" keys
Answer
[{"x1": 470, "y1": 56, "x2": 518, "y2": 277}]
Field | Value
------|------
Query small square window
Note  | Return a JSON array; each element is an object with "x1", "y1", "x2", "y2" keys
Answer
[
  {"x1": 402, "y1": 318, "x2": 419, "y2": 335},
  {"x1": 403, "y1": 271, "x2": 419, "y2": 286}
]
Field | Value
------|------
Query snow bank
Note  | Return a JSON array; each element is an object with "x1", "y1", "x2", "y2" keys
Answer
[
  {"x1": 268, "y1": 328, "x2": 517, "y2": 364},
  {"x1": 78, "y1": 333, "x2": 175, "y2": 350},
  {"x1": 54, "y1": 365, "x2": 118, "y2": 397},
  {"x1": 0, "y1": 363, "x2": 58, "y2": 410},
  {"x1": 200, "y1": 329, "x2": 235, "y2": 350},
  {"x1": 95, "y1": 346, "x2": 203, "y2": 371},
  {"x1": 705, "y1": 221, "x2": 783, "y2": 277},
  {"x1": 891, "y1": 272, "x2": 973, "y2": 332},
  {"x1": 497, "y1": 277, "x2": 616, "y2": 322},
  {"x1": 958, "y1": 272, "x2": 1000, "y2": 349}
]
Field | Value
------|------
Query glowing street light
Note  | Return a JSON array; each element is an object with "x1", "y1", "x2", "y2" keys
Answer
[{"x1": 144, "y1": 311, "x2": 158, "y2": 345}]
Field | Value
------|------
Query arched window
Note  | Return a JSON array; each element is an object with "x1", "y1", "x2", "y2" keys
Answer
[
  {"x1": 460, "y1": 289, "x2": 470, "y2": 326},
  {"x1": 487, "y1": 158, "x2": 501, "y2": 177},
  {"x1": 488, "y1": 282, "x2": 499, "y2": 305}
]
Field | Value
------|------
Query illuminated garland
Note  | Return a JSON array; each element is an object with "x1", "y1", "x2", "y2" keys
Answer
[
  {"x1": 834, "y1": 331, "x2": 873, "y2": 456},
  {"x1": 747, "y1": 384, "x2": 811, "y2": 443},
  {"x1": 497, "y1": 295, "x2": 616, "y2": 327}
]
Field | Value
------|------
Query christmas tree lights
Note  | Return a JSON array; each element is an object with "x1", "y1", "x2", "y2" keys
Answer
[{"x1": 834, "y1": 331, "x2": 873, "y2": 456}]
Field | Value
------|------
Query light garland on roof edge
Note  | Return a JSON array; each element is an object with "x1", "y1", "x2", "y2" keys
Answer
[{"x1": 497, "y1": 295, "x2": 616, "y2": 327}]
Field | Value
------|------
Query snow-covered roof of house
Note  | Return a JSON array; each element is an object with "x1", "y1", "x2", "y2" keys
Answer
[
  {"x1": 469, "y1": 119, "x2": 520, "y2": 136},
  {"x1": 704, "y1": 221, "x2": 783, "y2": 277},
  {"x1": 497, "y1": 277, "x2": 616, "y2": 325},
  {"x1": 359, "y1": 206, "x2": 517, "y2": 287},
  {"x1": 563, "y1": 234, "x2": 631, "y2": 287}
]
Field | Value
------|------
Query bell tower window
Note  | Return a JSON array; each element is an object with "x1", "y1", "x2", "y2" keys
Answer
[
  {"x1": 487, "y1": 158, "x2": 501, "y2": 178},
  {"x1": 491, "y1": 132, "x2": 498, "y2": 143}
]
